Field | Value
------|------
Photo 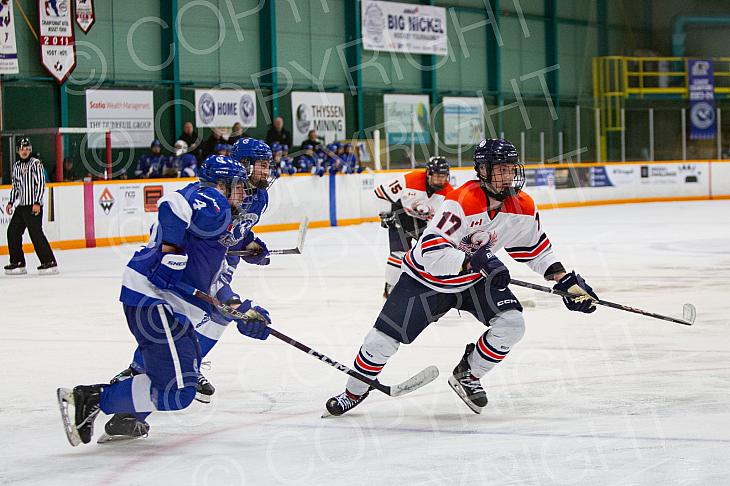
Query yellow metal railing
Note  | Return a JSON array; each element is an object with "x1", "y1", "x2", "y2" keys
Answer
[{"x1": 593, "y1": 56, "x2": 730, "y2": 160}]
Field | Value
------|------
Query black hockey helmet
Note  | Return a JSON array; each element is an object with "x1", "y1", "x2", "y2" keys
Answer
[
  {"x1": 426, "y1": 156, "x2": 450, "y2": 175},
  {"x1": 16, "y1": 136, "x2": 32, "y2": 152},
  {"x1": 473, "y1": 138, "x2": 524, "y2": 201},
  {"x1": 426, "y1": 156, "x2": 450, "y2": 191}
]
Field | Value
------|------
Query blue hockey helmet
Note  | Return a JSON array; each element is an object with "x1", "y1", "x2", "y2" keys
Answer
[
  {"x1": 270, "y1": 142, "x2": 282, "y2": 154},
  {"x1": 198, "y1": 155, "x2": 254, "y2": 210},
  {"x1": 473, "y1": 138, "x2": 524, "y2": 201},
  {"x1": 230, "y1": 138, "x2": 275, "y2": 190}
]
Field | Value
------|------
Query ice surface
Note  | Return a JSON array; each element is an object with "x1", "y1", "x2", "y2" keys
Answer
[{"x1": 1, "y1": 200, "x2": 729, "y2": 485}]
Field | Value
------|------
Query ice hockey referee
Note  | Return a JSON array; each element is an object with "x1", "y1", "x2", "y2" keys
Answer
[{"x1": 4, "y1": 137, "x2": 58, "y2": 275}]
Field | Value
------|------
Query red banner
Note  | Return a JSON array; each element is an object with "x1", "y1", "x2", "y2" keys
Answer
[
  {"x1": 38, "y1": 0, "x2": 76, "y2": 84},
  {"x1": 74, "y1": 0, "x2": 94, "y2": 33}
]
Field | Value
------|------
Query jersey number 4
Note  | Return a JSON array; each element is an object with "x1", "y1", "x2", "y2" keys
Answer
[{"x1": 436, "y1": 211, "x2": 462, "y2": 235}]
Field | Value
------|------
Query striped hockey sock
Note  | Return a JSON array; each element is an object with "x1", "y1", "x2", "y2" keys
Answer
[
  {"x1": 468, "y1": 332, "x2": 510, "y2": 378},
  {"x1": 346, "y1": 329, "x2": 400, "y2": 395}
]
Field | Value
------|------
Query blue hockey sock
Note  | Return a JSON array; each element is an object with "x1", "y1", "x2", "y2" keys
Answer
[{"x1": 99, "y1": 374, "x2": 158, "y2": 414}]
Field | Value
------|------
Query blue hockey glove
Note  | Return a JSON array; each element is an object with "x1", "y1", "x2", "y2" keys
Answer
[
  {"x1": 243, "y1": 237, "x2": 270, "y2": 266},
  {"x1": 553, "y1": 271, "x2": 598, "y2": 313},
  {"x1": 148, "y1": 253, "x2": 188, "y2": 290},
  {"x1": 235, "y1": 300, "x2": 271, "y2": 340},
  {"x1": 469, "y1": 246, "x2": 510, "y2": 289}
]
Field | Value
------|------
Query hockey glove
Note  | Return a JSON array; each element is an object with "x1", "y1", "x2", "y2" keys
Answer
[
  {"x1": 553, "y1": 271, "x2": 598, "y2": 313},
  {"x1": 235, "y1": 300, "x2": 271, "y2": 340},
  {"x1": 148, "y1": 253, "x2": 188, "y2": 290},
  {"x1": 469, "y1": 246, "x2": 510, "y2": 289},
  {"x1": 379, "y1": 211, "x2": 399, "y2": 229},
  {"x1": 243, "y1": 237, "x2": 270, "y2": 266}
]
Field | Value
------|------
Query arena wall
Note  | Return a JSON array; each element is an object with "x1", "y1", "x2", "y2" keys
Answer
[{"x1": 2, "y1": 160, "x2": 729, "y2": 255}]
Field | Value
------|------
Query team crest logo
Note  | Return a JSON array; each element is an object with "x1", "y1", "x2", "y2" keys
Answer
[
  {"x1": 198, "y1": 93, "x2": 215, "y2": 124},
  {"x1": 458, "y1": 230, "x2": 497, "y2": 255},
  {"x1": 99, "y1": 187, "x2": 114, "y2": 214},
  {"x1": 363, "y1": 4, "x2": 385, "y2": 44},
  {"x1": 295, "y1": 104, "x2": 311, "y2": 134},
  {"x1": 691, "y1": 102, "x2": 715, "y2": 130},
  {"x1": 239, "y1": 93, "x2": 255, "y2": 125},
  {"x1": 404, "y1": 201, "x2": 434, "y2": 220}
]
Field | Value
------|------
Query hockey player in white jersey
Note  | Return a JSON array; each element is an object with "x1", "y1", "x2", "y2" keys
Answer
[
  {"x1": 325, "y1": 139, "x2": 599, "y2": 416},
  {"x1": 375, "y1": 157, "x2": 453, "y2": 298}
]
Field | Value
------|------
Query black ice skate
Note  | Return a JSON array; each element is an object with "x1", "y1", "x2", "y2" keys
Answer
[
  {"x1": 448, "y1": 343, "x2": 488, "y2": 414},
  {"x1": 56, "y1": 384, "x2": 103, "y2": 446},
  {"x1": 109, "y1": 366, "x2": 140, "y2": 385},
  {"x1": 323, "y1": 388, "x2": 371, "y2": 417},
  {"x1": 195, "y1": 373, "x2": 215, "y2": 403},
  {"x1": 37, "y1": 261, "x2": 59, "y2": 275},
  {"x1": 4, "y1": 262, "x2": 26, "y2": 275},
  {"x1": 97, "y1": 413, "x2": 150, "y2": 444}
]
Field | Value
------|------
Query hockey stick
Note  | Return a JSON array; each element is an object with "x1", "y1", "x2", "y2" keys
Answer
[
  {"x1": 181, "y1": 285, "x2": 438, "y2": 397},
  {"x1": 227, "y1": 217, "x2": 309, "y2": 256},
  {"x1": 509, "y1": 278, "x2": 696, "y2": 326}
]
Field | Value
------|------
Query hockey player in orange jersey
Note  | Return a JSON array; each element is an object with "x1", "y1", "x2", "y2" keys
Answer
[
  {"x1": 374, "y1": 156, "x2": 453, "y2": 298},
  {"x1": 325, "y1": 139, "x2": 599, "y2": 416}
]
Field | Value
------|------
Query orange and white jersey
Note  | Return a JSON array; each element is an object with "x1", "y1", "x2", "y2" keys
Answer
[
  {"x1": 403, "y1": 180, "x2": 560, "y2": 293},
  {"x1": 374, "y1": 169, "x2": 453, "y2": 221}
]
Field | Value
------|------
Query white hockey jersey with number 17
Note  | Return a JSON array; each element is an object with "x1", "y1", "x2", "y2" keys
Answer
[{"x1": 403, "y1": 180, "x2": 561, "y2": 293}]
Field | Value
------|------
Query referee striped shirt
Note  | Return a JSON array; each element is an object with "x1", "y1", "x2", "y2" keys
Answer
[{"x1": 9, "y1": 157, "x2": 46, "y2": 207}]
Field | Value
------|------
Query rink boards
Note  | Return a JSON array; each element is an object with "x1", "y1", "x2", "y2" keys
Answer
[{"x1": 1, "y1": 160, "x2": 730, "y2": 254}]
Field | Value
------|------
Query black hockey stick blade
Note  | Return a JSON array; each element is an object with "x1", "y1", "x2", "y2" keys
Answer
[
  {"x1": 183, "y1": 286, "x2": 438, "y2": 397},
  {"x1": 227, "y1": 218, "x2": 309, "y2": 257},
  {"x1": 510, "y1": 278, "x2": 695, "y2": 326}
]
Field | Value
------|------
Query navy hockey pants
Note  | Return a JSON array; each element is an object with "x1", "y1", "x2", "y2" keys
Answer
[{"x1": 374, "y1": 273, "x2": 523, "y2": 344}]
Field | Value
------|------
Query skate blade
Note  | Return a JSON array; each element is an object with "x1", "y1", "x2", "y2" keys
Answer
[
  {"x1": 97, "y1": 433, "x2": 146, "y2": 444},
  {"x1": 38, "y1": 267, "x2": 59, "y2": 275},
  {"x1": 4, "y1": 268, "x2": 27, "y2": 275},
  {"x1": 447, "y1": 376, "x2": 484, "y2": 415},
  {"x1": 56, "y1": 388, "x2": 82, "y2": 447},
  {"x1": 194, "y1": 393, "x2": 212, "y2": 404}
]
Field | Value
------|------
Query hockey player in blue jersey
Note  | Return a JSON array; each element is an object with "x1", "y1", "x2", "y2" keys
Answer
[
  {"x1": 56, "y1": 154, "x2": 274, "y2": 446},
  {"x1": 99, "y1": 138, "x2": 276, "y2": 439}
]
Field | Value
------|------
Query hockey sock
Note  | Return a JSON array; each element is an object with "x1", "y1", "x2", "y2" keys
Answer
[
  {"x1": 346, "y1": 328, "x2": 400, "y2": 396},
  {"x1": 468, "y1": 310, "x2": 525, "y2": 378},
  {"x1": 100, "y1": 374, "x2": 158, "y2": 414}
]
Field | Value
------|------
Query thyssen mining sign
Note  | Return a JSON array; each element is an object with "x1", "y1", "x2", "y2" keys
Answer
[{"x1": 291, "y1": 92, "x2": 346, "y2": 145}]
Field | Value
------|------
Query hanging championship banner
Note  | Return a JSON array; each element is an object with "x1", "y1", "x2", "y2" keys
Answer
[
  {"x1": 688, "y1": 59, "x2": 716, "y2": 140},
  {"x1": 384, "y1": 94, "x2": 430, "y2": 145},
  {"x1": 74, "y1": 0, "x2": 95, "y2": 33},
  {"x1": 0, "y1": 0, "x2": 19, "y2": 74},
  {"x1": 361, "y1": 0, "x2": 447, "y2": 56},
  {"x1": 38, "y1": 0, "x2": 76, "y2": 84},
  {"x1": 442, "y1": 97, "x2": 485, "y2": 145},
  {"x1": 195, "y1": 89, "x2": 257, "y2": 128},
  {"x1": 290, "y1": 91, "x2": 346, "y2": 146}
]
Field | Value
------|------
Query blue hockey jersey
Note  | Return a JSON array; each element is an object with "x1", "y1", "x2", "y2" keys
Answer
[{"x1": 119, "y1": 182, "x2": 268, "y2": 324}]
